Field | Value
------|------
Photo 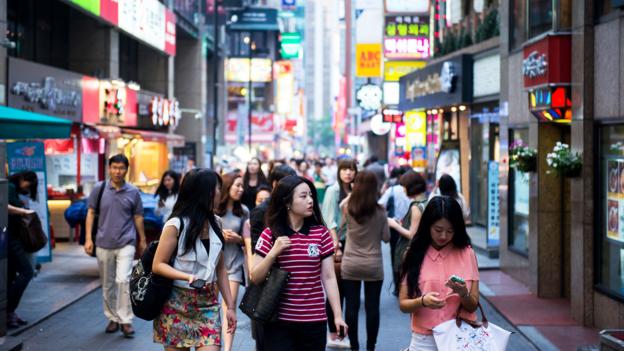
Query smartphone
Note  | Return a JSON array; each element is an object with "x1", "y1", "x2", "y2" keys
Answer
[
  {"x1": 449, "y1": 275, "x2": 465, "y2": 284},
  {"x1": 190, "y1": 278, "x2": 207, "y2": 289},
  {"x1": 338, "y1": 326, "x2": 345, "y2": 339}
]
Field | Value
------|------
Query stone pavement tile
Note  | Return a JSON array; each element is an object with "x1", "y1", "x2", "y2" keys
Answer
[
  {"x1": 535, "y1": 325, "x2": 600, "y2": 351},
  {"x1": 11, "y1": 242, "x2": 100, "y2": 336},
  {"x1": 487, "y1": 295, "x2": 577, "y2": 326},
  {"x1": 517, "y1": 326, "x2": 560, "y2": 351},
  {"x1": 479, "y1": 270, "x2": 531, "y2": 296},
  {"x1": 479, "y1": 297, "x2": 539, "y2": 351}
]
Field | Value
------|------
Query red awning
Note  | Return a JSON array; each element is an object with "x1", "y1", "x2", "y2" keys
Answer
[{"x1": 121, "y1": 129, "x2": 185, "y2": 147}]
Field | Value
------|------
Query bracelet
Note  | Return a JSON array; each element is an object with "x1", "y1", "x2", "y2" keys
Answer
[{"x1": 421, "y1": 295, "x2": 427, "y2": 307}]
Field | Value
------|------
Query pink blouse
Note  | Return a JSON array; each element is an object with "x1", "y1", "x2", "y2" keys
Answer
[{"x1": 402, "y1": 244, "x2": 479, "y2": 335}]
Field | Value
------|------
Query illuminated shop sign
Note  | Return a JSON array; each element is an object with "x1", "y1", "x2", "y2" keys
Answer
[
  {"x1": 357, "y1": 84, "x2": 383, "y2": 111},
  {"x1": 382, "y1": 108, "x2": 404, "y2": 123},
  {"x1": 384, "y1": 15, "x2": 430, "y2": 59},
  {"x1": 225, "y1": 58, "x2": 273, "y2": 82},
  {"x1": 528, "y1": 86, "x2": 571, "y2": 123}
]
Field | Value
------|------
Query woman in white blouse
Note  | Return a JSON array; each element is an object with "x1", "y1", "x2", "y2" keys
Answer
[{"x1": 155, "y1": 170, "x2": 181, "y2": 221}]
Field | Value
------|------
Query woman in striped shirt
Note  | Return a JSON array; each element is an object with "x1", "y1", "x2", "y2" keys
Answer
[{"x1": 251, "y1": 175, "x2": 348, "y2": 351}]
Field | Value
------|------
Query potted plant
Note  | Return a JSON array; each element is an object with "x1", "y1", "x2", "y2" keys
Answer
[
  {"x1": 509, "y1": 140, "x2": 537, "y2": 172},
  {"x1": 546, "y1": 142, "x2": 582, "y2": 177}
]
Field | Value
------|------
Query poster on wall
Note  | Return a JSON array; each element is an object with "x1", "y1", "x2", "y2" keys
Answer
[
  {"x1": 435, "y1": 146, "x2": 461, "y2": 192},
  {"x1": 7, "y1": 142, "x2": 52, "y2": 263},
  {"x1": 487, "y1": 161, "x2": 500, "y2": 247},
  {"x1": 606, "y1": 159, "x2": 624, "y2": 243}
]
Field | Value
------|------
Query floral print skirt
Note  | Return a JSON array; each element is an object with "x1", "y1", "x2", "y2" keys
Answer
[{"x1": 153, "y1": 285, "x2": 221, "y2": 348}]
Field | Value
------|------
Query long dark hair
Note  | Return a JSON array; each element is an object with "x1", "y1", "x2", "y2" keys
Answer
[
  {"x1": 169, "y1": 169, "x2": 224, "y2": 255},
  {"x1": 266, "y1": 175, "x2": 325, "y2": 239},
  {"x1": 400, "y1": 196, "x2": 471, "y2": 298},
  {"x1": 9, "y1": 171, "x2": 38, "y2": 201},
  {"x1": 154, "y1": 170, "x2": 181, "y2": 202},
  {"x1": 347, "y1": 171, "x2": 381, "y2": 224},
  {"x1": 438, "y1": 174, "x2": 459, "y2": 199},
  {"x1": 216, "y1": 172, "x2": 245, "y2": 217},
  {"x1": 337, "y1": 158, "x2": 358, "y2": 202},
  {"x1": 243, "y1": 157, "x2": 268, "y2": 190}
]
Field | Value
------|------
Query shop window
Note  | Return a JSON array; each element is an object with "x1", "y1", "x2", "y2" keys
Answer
[
  {"x1": 510, "y1": 0, "x2": 526, "y2": 50},
  {"x1": 509, "y1": 128, "x2": 530, "y2": 255},
  {"x1": 596, "y1": 0, "x2": 623, "y2": 20},
  {"x1": 597, "y1": 125, "x2": 624, "y2": 298},
  {"x1": 528, "y1": 0, "x2": 553, "y2": 38},
  {"x1": 442, "y1": 111, "x2": 460, "y2": 141}
]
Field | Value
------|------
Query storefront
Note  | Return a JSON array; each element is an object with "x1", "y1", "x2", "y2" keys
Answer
[
  {"x1": 470, "y1": 51, "x2": 501, "y2": 254},
  {"x1": 399, "y1": 54, "x2": 472, "y2": 194}
]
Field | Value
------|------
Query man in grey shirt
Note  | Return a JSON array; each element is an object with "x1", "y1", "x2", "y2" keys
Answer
[{"x1": 85, "y1": 154, "x2": 145, "y2": 338}]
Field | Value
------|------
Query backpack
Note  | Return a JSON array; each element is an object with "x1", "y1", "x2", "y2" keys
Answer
[
  {"x1": 392, "y1": 200, "x2": 427, "y2": 276},
  {"x1": 130, "y1": 218, "x2": 184, "y2": 321}
]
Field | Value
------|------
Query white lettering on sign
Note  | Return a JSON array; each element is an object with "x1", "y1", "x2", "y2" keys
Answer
[{"x1": 522, "y1": 51, "x2": 548, "y2": 78}]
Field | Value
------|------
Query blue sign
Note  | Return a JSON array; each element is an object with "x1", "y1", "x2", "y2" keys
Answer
[
  {"x1": 282, "y1": 0, "x2": 296, "y2": 7},
  {"x1": 487, "y1": 161, "x2": 500, "y2": 247},
  {"x1": 7, "y1": 142, "x2": 52, "y2": 262}
]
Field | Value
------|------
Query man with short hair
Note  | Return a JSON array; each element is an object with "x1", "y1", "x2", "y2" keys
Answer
[{"x1": 85, "y1": 154, "x2": 145, "y2": 338}]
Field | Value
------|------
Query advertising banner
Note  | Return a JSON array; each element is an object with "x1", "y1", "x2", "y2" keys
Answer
[
  {"x1": 384, "y1": 15, "x2": 430, "y2": 60},
  {"x1": 275, "y1": 61, "x2": 294, "y2": 114},
  {"x1": 384, "y1": 61, "x2": 426, "y2": 81},
  {"x1": 487, "y1": 161, "x2": 500, "y2": 247},
  {"x1": 356, "y1": 44, "x2": 382, "y2": 78},
  {"x1": 225, "y1": 58, "x2": 273, "y2": 82},
  {"x1": 607, "y1": 159, "x2": 624, "y2": 243},
  {"x1": 7, "y1": 142, "x2": 52, "y2": 263},
  {"x1": 404, "y1": 110, "x2": 426, "y2": 151},
  {"x1": 356, "y1": 0, "x2": 383, "y2": 44}
]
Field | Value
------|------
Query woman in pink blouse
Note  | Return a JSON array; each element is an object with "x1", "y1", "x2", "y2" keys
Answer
[{"x1": 398, "y1": 196, "x2": 479, "y2": 350}]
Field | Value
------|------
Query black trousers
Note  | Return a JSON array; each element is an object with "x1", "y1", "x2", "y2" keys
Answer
[
  {"x1": 7, "y1": 235, "x2": 34, "y2": 313},
  {"x1": 342, "y1": 279, "x2": 383, "y2": 351},
  {"x1": 251, "y1": 320, "x2": 265, "y2": 351},
  {"x1": 264, "y1": 320, "x2": 327, "y2": 351},
  {"x1": 389, "y1": 228, "x2": 400, "y2": 292}
]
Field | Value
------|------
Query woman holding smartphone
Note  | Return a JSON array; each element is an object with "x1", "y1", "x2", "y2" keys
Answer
[
  {"x1": 398, "y1": 196, "x2": 479, "y2": 351},
  {"x1": 251, "y1": 175, "x2": 348, "y2": 351},
  {"x1": 152, "y1": 169, "x2": 237, "y2": 351}
]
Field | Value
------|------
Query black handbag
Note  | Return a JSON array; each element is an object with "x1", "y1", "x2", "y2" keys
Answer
[
  {"x1": 13, "y1": 213, "x2": 47, "y2": 253},
  {"x1": 130, "y1": 218, "x2": 183, "y2": 321},
  {"x1": 239, "y1": 264, "x2": 290, "y2": 323},
  {"x1": 89, "y1": 181, "x2": 106, "y2": 257}
]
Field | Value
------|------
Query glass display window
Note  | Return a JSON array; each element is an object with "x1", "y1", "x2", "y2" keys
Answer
[{"x1": 509, "y1": 128, "x2": 530, "y2": 255}]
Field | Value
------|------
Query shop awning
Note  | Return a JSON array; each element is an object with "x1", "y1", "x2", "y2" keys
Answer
[
  {"x1": 122, "y1": 129, "x2": 185, "y2": 147},
  {"x1": 0, "y1": 105, "x2": 72, "y2": 139}
]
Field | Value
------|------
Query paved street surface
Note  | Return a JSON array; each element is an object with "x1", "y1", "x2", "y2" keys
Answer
[{"x1": 15, "y1": 243, "x2": 539, "y2": 351}]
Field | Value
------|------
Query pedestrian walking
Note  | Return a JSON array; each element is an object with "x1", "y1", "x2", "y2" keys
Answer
[
  {"x1": 6, "y1": 170, "x2": 37, "y2": 328},
  {"x1": 84, "y1": 154, "x2": 146, "y2": 338},
  {"x1": 242, "y1": 157, "x2": 269, "y2": 211},
  {"x1": 398, "y1": 196, "x2": 479, "y2": 350},
  {"x1": 321, "y1": 157, "x2": 357, "y2": 348},
  {"x1": 244, "y1": 164, "x2": 296, "y2": 351},
  {"x1": 312, "y1": 161, "x2": 328, "y2": 204},
  {"x1": 215, "y1": 172, "x2": 249, "y2": 351},
  {"x1": 154, "y1": 170, "x2": 181, "y2": 221},
  {"x1": 430, "y1": 174, "x2": 470, "y2": 221},
  {"x1": 388, "y1": 172, "x2": 428, "y2": 295},
  {"x1": 378, "y1": 166, "x2": 412, "y2": 293},
  {"x1": 251, "y1": 175, "x2": 348, "y2": 351},
  {"x1": 151, "y1": 168, "x2": 237, "y2": 350},
  {"x1": 322, "y1": 157, "x2": 337, "y2": 186},
  {"x1": 340, "y1": 171, "x2": 390, "y2": 351}
]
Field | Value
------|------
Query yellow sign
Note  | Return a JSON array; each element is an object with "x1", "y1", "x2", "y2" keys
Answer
[
  {"x1": 405, "y1": 110, "x2": 427, "y2": 151},
  {"x1": 384, "y1": 61, "x2": 426, "y2": 81},
  {"x1": 356, "y1": 44, "x2": 382, "y2": 78}
]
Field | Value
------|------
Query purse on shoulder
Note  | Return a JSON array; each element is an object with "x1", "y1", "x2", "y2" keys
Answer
[
  {"x1": 14, "y1": 213, "x2": 47, "y2": 253},
  {"x1": 239, "y1": 262, "x2": 290, "y2": 323}
]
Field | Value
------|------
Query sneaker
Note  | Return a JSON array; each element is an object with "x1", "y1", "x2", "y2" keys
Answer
[
  {"x1": 327, "y1": 335, "x2": 351, "y2": 349},
  {"x1": 121, "y1": 323, "x2": 135, "y2": 338},
  {"x1": 105, "y1": 321, "x2": 119, "y2": 333}
]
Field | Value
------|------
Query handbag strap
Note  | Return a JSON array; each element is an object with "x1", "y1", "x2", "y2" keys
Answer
[
  {"x1": 455, "y1": 302, "x2": 488, "y2": 328},
  {"x1": 94, "y1": 181, "x2": 106, "y2": 217}
]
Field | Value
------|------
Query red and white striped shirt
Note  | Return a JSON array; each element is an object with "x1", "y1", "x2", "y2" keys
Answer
[{"x1": 255, "y1": 224, "x2": 334, "y2": 322}]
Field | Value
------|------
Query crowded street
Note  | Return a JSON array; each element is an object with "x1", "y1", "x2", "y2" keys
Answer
[{"x1": 1, "y1": 0, "x2": 624, "y2": 351}]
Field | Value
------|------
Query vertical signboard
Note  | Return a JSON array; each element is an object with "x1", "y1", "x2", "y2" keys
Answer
[
  {"x1": 356, "y1": 44, "x2": 382, "y2": 78},
  {"x1": 7, "y1": 142, "x2": 52, "y2": 262},
  {"x1": 487, "y1": 161, "x2": 500, "y2": 247}
]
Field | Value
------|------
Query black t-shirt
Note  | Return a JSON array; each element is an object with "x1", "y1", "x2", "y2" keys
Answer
[{"x1": 249, "y1": 199, "x2": 269, "y2": 248}]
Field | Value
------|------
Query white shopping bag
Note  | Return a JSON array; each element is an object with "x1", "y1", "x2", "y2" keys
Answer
[{"x1": 432, "y1": 304, "x2": 511, "y2": 351}]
